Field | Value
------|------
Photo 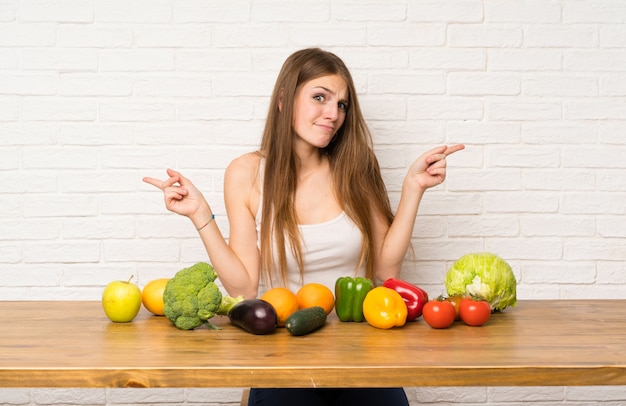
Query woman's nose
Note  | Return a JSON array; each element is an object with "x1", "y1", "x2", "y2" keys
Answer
[{"x1": 324, "y1": 103, "x2": 339, "y2": 121}]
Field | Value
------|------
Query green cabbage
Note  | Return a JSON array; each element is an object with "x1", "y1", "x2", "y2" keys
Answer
[{"x1": 445, "y1": 252, "x2": 517, "y2": 311}]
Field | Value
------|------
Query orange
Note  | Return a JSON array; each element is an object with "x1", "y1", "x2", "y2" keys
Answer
[
  {"x1": 260, "y1": 287, "x2": 299, "y2": 327},
  {"x1": 142, "y1": 278, "x2": 169, "y2": 316},
  {"x1": 296, "y1": 283, "x2": 335, "y2": 315}
]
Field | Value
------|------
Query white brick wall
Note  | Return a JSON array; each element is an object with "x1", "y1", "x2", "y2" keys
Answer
[{"x1": 1, "y1": 0, "x2": 625, "y2": 404}]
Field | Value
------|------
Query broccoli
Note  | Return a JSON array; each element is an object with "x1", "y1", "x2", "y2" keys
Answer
[{"x1": 163, "y1": 262, "x2": 243, "y2": 330}]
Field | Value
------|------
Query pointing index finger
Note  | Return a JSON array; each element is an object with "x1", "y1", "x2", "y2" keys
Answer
[
  {"x1": 444, "y1": 144, "x2": 465, "y2": 157},
  {"x1": 142, "y1": 170, "x2": 181, "y2": 190},
  {"x1": 142, "y1": 176, "x2": 163, "y2": 189}
]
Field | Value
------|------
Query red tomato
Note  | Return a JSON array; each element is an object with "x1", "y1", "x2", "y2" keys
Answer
[
  {"x1": 422, "y1": 300, "x2": 456, "y2": 329},
  {"x1": 459, "y1": 297, "x2": 491, "y2": 326},
  {"x1": 446, "y1": 294, "x2": 464, "y2": 321}
]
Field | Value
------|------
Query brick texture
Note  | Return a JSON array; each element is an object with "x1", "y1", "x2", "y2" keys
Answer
[{"x1": 1, "y1": 0, "x2": 625, "y2": 404}]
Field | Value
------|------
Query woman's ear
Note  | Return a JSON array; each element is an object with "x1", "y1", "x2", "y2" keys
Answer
[{"x1": 278, "y1": 88, "x2": 284, "y2": 111}]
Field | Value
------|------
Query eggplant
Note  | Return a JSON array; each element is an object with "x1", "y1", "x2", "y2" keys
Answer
[{"x1": 228, "y1": 299, "x2": 277, "y2": 335}]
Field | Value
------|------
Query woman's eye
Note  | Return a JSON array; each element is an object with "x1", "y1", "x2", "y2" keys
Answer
[
  {"x1": 338, "y1": 102, "x2": 348, "y2": 111},
  {"x1": 314, "y1": 94, "x2": 325, "y2": 102}
]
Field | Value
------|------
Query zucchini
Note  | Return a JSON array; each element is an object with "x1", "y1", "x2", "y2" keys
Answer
[{"x1": 285, "y1": 306, "x2": 327, "y2": 336}]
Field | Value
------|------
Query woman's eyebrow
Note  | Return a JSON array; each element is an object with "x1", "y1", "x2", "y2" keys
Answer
[{"x1": 313, "y1": 86, "x2": 334, "y2": 94}]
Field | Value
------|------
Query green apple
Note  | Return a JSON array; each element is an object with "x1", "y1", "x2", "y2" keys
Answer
[{"x1": 102, "y1": 276, "x2": 142, "y2": 322}]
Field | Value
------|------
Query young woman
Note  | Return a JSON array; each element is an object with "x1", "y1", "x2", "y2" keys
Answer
[{"x1": 144, "y1": 48, "x2": 464, "y2": 406}]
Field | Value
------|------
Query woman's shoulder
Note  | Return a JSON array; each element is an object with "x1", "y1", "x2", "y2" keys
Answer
[
  {"x1": 225, "y1": 151, "x2": 262, "y2": 189},
  {"x1": 225, "y1": 151, "x2": 263, "y2": 218},
  {"x1": 226, "y1": 151, "x2": 261, "y2": 174}
]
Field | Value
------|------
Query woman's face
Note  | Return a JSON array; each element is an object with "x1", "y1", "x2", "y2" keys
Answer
[{"x1": 291, "y1": 74, "x2": 349, "y2": 150}]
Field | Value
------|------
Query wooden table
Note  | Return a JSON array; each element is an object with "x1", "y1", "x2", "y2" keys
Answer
[{"x1": 1, "y1": 300, "x2": 625, "y2": 388}]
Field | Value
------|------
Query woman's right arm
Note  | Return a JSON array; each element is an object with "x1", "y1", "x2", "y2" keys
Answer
[
  {"x1": 143, "y1": 158, "x2": 261, "y2": 299},
  {"x1": 219, "y1": 154, "x2": 263, "y2": 298}
]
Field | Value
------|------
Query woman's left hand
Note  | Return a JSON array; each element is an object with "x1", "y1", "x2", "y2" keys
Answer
[{"x1": 406, "y1": 144, "x2": 465, "y2": 191}]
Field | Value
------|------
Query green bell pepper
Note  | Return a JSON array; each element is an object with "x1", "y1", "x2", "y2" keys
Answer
[{"x1": 334, "y1": 276, "x2": 374, "y2": 322}]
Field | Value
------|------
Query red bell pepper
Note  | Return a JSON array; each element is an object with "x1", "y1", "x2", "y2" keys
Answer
[{"x1": 382, "y1": 278, "x2": 429, "y2": 321}]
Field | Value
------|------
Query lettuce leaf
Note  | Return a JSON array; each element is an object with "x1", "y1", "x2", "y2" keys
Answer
[{"x1": 445, "y1": 252, "x2": 517, "y2": 311}]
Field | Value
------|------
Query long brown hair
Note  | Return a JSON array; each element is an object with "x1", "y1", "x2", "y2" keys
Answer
[{"x1": 259, "y1": 48, "x2": 394, "y2": 286}]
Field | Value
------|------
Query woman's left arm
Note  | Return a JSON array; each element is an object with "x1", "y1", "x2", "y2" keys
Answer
[{"x1": 373, "y1": 144, "x2": 465, "y2": 281}]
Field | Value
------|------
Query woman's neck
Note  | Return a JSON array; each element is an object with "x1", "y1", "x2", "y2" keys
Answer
[{"x1": 294, "y1": 143, "x2": 326, "y2": 174}]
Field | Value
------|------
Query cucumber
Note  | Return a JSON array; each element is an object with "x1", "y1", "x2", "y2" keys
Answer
[{"x1": 285, "y1": 306, "x2": 327, "y2": 336}]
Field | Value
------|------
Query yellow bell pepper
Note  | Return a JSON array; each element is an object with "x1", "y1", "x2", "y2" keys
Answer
[{"x1": 362, "y1": 286, "x2": 408, "y2": 329}]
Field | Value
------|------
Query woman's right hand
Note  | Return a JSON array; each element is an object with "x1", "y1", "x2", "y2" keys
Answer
[{"x1": 143, "y1": 168, "x2": 212, "y2": 225}]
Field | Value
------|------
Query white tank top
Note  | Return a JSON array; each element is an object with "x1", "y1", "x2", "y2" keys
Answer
[{"x1": 255, "y1": 159, "x2": 366, "y2": 294}]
